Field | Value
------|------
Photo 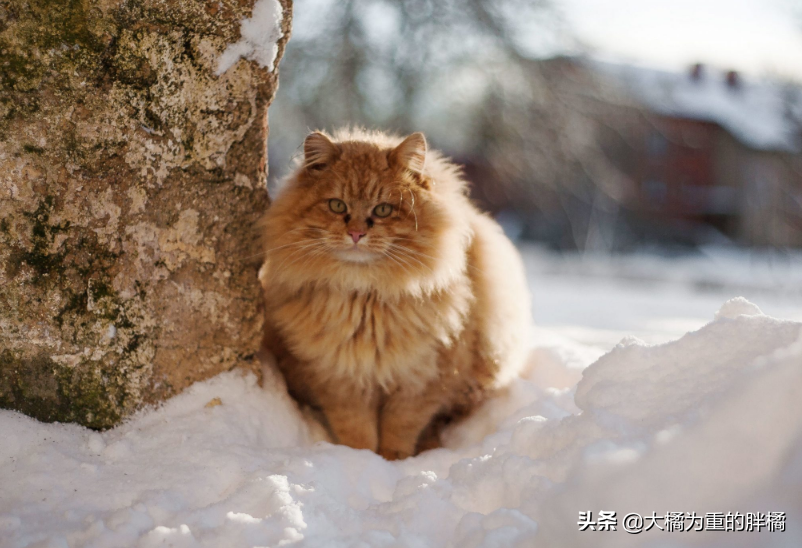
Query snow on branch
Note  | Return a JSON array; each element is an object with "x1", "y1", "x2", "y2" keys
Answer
[{"x1": 216, "y1": 0, "x2": 284, "y2": 75}]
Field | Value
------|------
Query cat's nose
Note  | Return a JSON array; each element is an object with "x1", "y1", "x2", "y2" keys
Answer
[{"x1": 348, "y1": 230, "x2": 366, "y2": 244}]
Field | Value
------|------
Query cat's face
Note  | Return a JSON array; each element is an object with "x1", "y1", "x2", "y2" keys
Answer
[{"x1": 262, "y1": 132, "x2": 466, "y2": 292}]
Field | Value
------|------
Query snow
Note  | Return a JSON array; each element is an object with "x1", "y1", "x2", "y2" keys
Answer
[
  {"x1": 216, "y1": 0, "x2": 284, "y2": 76},
  {"x1": 524, "y1": 244, "x2": 802, "y2": 346},
  {"x1": 2, "y1": 249, "x2": 801, "y2": 547}
]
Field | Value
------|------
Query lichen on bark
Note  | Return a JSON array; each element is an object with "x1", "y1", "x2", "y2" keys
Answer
[{"x1": 0, "y1": 0, "x2": 292, "y2": 428}]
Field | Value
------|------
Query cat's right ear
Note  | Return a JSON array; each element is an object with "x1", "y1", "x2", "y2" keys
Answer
[
  {"x1": 391, "y1": 132, "x2": 427, "y2": 175},
  {"x1": 303, "y1": 132, "x2": 339, "y2": 171}
]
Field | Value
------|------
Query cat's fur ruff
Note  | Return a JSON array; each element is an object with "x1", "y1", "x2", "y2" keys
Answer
[{"x1": 259, "y1": 128, "x2": 531, "y2": 459}]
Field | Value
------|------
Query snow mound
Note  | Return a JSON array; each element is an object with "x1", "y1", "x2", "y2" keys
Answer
[
  {"x1": 715, "y1": 296, "x2": 763, "y2": 320},
  {"x1": 216, "y1": 0, "x2": 284, "y2": 75},
  {"x1": 1, "y1": 299, "x2": 800, "y2": 547}
]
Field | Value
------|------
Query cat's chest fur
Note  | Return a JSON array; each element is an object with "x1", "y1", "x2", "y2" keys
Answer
[{"x1": 270, "y1": 281, "x2": 472, "y2": 390}]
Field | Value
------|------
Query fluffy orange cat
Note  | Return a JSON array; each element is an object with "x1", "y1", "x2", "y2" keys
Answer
[{"x1": 259, "y1": 128, "x2": 531, "y2": 459}]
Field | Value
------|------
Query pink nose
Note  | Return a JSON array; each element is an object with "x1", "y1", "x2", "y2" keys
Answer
[{"x1": 348, "y1": 230, "x2": 366, "y2": 244}]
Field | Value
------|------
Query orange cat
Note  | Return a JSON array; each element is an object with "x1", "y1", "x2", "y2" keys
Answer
[{"x1": 259, "y1": 128, "x2": 531, "y2": 459}]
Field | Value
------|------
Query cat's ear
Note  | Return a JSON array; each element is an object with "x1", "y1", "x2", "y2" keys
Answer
[
  {"x1": 304, "y1": 132, "x2": 339, "y2": 171},
  {"x1": 391, "y1": 132, "x2": 427, "y2": 175}
]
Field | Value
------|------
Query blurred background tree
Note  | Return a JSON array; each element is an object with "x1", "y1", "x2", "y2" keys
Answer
[
  {"x1": 268, "y1": 0, "x2": 635, "y2": 251},
  {"x1": 268, "y1": 0, "x2": 802, "y2": 252}
]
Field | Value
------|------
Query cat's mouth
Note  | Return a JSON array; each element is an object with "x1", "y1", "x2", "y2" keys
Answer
[{"x1": 335, "y1": 246, "x2": 379, "y2": 264}]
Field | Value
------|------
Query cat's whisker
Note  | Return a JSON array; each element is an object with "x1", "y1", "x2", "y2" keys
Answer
[
  {"x1": 404, "y1": 188, "x2": 418, "y2": 231},
  {"x1": 264, "y1": 238, "x2": 326, "y2": 255},
  {"x1": 244, "y1": 235, "x2": 328, "y2": 261},
  {"x1": 384, "y1": 244, "x2": 436, "y2": 274},
  {"x1": 262, "y1": 240, "x2": 327, "y2": 265},
  {"x1": 286, "y1": 245, "x2": 329, "y2": 272},
  {"x1": 273, "y1": 240, "x2": 330, "y2": 272},
  {"x1": 272, "y1": 248, "x2": 310, "y2": 273},
  {"x1": 380, "y1": 250, "x2": 406, "y2": 271},
  {"x1": 386, "y1": 243, "x2": 436, "y2": 262},
  {"x1": 391, "y1": 243, "x2": 484, "y2": 276},
  {"x1": 389, "y1": 242, "x2": 486, "y2": 275},
  {"x1": 385, "y1": 244, "x2": 427, "y2": 266},
  {"x1": 392, "y1": 253, "x2": 422, "y2": 277},
  {"x1": 280, "y1": 249, "x2": 326, "y2": 274},
  {"x1": 381, "y1": 249, "x2": 415, "y2": 276}
]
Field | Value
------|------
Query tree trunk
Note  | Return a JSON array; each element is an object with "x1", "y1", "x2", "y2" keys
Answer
[{"x1": 0, "y1": 0, "x2": 292, "y2": 428}]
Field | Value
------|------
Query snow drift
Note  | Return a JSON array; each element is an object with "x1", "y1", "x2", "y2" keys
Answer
[{"x1": 1, "y1": 297, "x2": 800, "y2": 547}]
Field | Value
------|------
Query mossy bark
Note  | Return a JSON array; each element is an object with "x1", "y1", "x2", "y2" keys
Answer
[{"x1": 0, "y1": 0, "x2": 292, "y2": 428}]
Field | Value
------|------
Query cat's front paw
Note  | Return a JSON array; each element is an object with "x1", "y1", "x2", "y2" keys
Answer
[
  {"x1": 336, "y1": 430, "x2": 379, "y2": 453},
  {"x1": 378, "y1": 423, "x2": 421, "y2": 460},
  {"x1": 378, "y1": 446, "x2": 412, "y2": 461},
  {"x1": 378, "y1": 436, "x2": 416, "y2": 460}
]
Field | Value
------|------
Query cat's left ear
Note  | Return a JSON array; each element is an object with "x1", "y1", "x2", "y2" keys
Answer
[
  {"x1": 391, "y1": 132, "x2": 427, "y2": 175},
  {"x1": 304, "y1": 132, "x2": 339, "y2": 171}
]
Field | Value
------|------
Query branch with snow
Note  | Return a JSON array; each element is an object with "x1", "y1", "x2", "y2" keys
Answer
[{"x1": 216, "y1": 0, "x2": 284, "y2": 76}]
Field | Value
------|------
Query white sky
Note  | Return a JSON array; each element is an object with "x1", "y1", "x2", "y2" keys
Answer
[{"x1": 558, "y1": 0, "x2": 802, "y2": 80}]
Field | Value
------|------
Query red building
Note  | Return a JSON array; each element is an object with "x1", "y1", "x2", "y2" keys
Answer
[{"x1": 600, "y1": 62, "x2": 802, "y2": 247}]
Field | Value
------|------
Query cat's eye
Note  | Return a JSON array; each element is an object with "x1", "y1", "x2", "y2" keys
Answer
[
  {"x1": 373, "y1": 203, "x2": 393, "y2": 218},
  {"x1": 329, "y1": 199, "x2": 347, "y2": 214}
]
